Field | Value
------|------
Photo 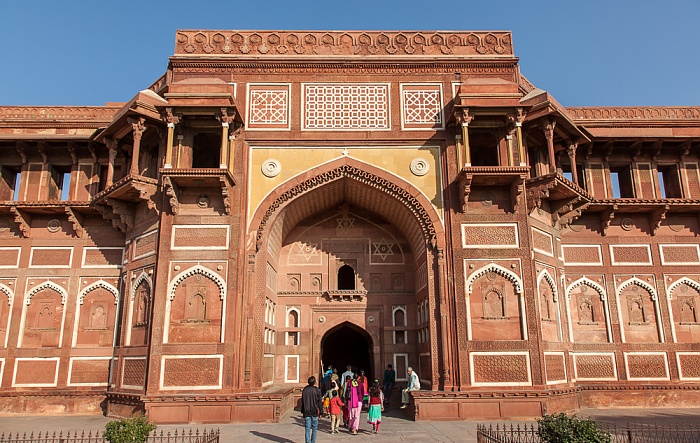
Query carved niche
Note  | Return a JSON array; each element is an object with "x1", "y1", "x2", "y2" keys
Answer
[
  {"x1": 470, "y1": 271, "x2": 522, "y2": 341},
  {"x1": 620, "y1": 284, "x2": 659, "y2": 343},
  {"x1": 169, "y1": 273, "x2": 223, "y2": 344},
  {"x1": 76, "y1": 285, "x2": 118, "y2": 347},
  {"x1": 567, "y1": 283, "x2": 608, "y2": 343},
  {"x1": 23, "y1": 288, "x2": 64, "y2": 347},
  {"x1": 130, "y1": 280, "x2": 151, "y2": 346},
  {"x1": 671, "y1": 282, "x2": 700, "y2": 343}
]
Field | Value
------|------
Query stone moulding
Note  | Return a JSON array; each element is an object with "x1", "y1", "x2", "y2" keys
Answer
[
  {"x1": 567, "y1": 106, "x2": 700, "y2": 121},
  {"x1": 0, "y1": 106, "x2": 119, "y2": 122},
  {"x1": 25, "y1": 280, "x2": 68, "y2": 305},
  {"x1": 174, "y1": 30, "x2": 513, "y2": 57},
  {"x1": 78, "y1": 280, "x2": 120, "y2": 305}
]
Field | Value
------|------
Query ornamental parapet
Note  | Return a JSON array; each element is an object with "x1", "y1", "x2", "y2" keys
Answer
[
  {"x1": 0, "y1": 106, "x2": 120, "y2": 123},
  {"x1": 567, "y1": 107, "x2": 700, "y2": 123}
]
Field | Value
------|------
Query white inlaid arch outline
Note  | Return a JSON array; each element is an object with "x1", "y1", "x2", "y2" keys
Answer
[
  {"x1": 286, "y1": 306, "x2": 300, "y2": 328},
  {"x1": 617, "y1": 277, "x2": 658, "y2": 301},
  {"x1": 0, "y1": 283, "x2": 13, "y2": 348},
  {"x1": 537, "y1": 269, "x2": 563, "y2": 341},
  {"x1": 616, "y1": 276, "x2": 664, "y2": 343},
  {"x1": 167, "y1": 265, "x2": 226, "y2": 301},
  {"x1": 25, "y1": 280, "x2": 67, "y2": 305},
  {"x1": 565, "y1": 277, "x2": 612, "y2": 343},
  {"x1": 131, "y1": 271, "x2": 153, "y2": 301},
  {"x1": 566, "y1": 277, "x2": 606, "y2": 301},
  {"x1": 78, "y1": 280, "x2": 119, "y2": 305},
  {"x1": 466, "y1": 263, "x2": 523, "y2": 295},
  {"x1": 667, "y1": 277, "x2": 700, "y2": 299}
]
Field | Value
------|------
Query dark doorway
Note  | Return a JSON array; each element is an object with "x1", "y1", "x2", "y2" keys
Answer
[
  {"x1": 337, "y1": 265, "x2": 355, "y2": 290},
  {"x1": 192, "y1": 133, "x2": 221, "y2": 168},
  {"x1": 321, "y1": 322, "x2": 372, "y2": 381}
]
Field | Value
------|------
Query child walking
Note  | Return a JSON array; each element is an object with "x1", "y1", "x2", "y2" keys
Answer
[
  {"x1": 366, "y1": 380, "x2": 384, "y2": 434},
  {"x1": 328, "y1": 390, "x2": 345, "y2": 434}
]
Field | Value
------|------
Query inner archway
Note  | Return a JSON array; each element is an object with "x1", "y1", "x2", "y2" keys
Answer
[{"x1": 321, "y1": 323, "x2": 373, "y2": 382}]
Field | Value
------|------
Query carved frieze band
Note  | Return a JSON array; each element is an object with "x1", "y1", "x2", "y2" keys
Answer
[
  {"x1": 567, "y1": 107, "x2": 700, "y2": 121},
  {"x1": 175, "y1": 31, "x2": 513, "y2": 57},
  {"x1": 0, "y1": 106, "x2": 119, "y2": 122}
]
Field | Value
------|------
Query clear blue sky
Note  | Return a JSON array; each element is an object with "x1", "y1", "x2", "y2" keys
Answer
[{"x1": 0, "y1": 0, "x2": 698, "y2": 107}]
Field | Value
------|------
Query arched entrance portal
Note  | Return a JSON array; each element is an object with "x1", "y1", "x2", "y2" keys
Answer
[{"x1": 321, "y1": 323, "x2": 373, "y2": 381}]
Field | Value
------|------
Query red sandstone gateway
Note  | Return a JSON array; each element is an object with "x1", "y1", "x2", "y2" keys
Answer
[{"x1": 0, "y1": 30, "x2": 698, "y2": 423}]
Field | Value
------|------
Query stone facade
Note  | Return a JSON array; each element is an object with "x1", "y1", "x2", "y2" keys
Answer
[{"x1": 0, "y1": 29, "x2": 699, "y2": 422}]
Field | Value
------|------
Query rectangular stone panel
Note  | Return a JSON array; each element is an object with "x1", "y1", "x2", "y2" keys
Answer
[
  {"x1": 470, "y1": 352, "x2": 531, "y2": 386},
  {"x1": 532, "y1": 228, "x2": 553, "y2": 256},
  {"x1": 587, "y1": 163, "x2": 607, "y2": 198},
  {"x1": 684, "y1": 163, "x2": 700, "y2": 198},
  {"x1": 400, "y1": 84, "x2": 444, "y2": 130},
  {"x1": 13, "y1": 358, "x2": 59, "y2": 386},
  {"x1": 572, "y1": 353, "x2": 617, "y2": 381},
  {"x1": 677, "y1": 352, "x2": 700, "y2": 380},
  {"x1": 191, "y1": 405, "x2": 232, "y2": 422},
  {"x1": 171, "y1": 225, "x2": 229, "y2": 249},
  {"x1": 544, "y1": 352, "x2": 567, "y2": 384},
  {"x1": 562, "y1": 245, "x2": 602, "y2": 266},
  {"x1": 610, "y1": 245, "x2": 652, "y2": 265},
  {"x1": 246, "y1": 84, "x2": 291, "y2": 130},
  {"x1": 133, "y1": 230, "x2": 157, "y2": 259},
  {"x1": 624, "y1": 352, "x2": 669, "y2": 380},
  {"x1": 82, "y1": 247, "x2": 124, "y2": 267},
  {"x1": 660, "y1": 244, "x2": 700, "y2": 265},
  {"x1": 68, "y1": 358, "x2": 110, "y2": 386},
  {"x1": 461, "y1": 223, "x2": 519, "y2": 248},
  {"x1": 285, "y1": 355, "x2": 299, "y2": 383},
  {"x1": 0, "y1": 247, "x2": 20, "y2": 268},
  {"x1": 636, "y1": 163, "x2": 656, "y2": 198},
  {"x1": 161, "y1": 355, "x2": 222, "y2": 389},
  {"x1": 121, "y1": 357, "x2": 146, "y2": 388},
  {"x1": 29, "y1": 247, "x2": 72, "y2": 268},
  {"x1": 303, "y1": 83, "x2": 390, "y2": 130}
]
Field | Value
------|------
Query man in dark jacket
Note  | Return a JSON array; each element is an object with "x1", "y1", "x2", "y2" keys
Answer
[{"x1": 301, "y1": 375, "x2": 323, "y2": 443}]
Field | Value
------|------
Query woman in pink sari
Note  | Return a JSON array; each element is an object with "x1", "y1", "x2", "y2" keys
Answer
[{"x1": 344, "y1": 373, "x2": 365, "y2": 435}]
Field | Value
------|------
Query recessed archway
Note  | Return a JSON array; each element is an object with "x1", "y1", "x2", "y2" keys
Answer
[{"x1": 321, "y1": 322, "x2": 373, "y2": 382}]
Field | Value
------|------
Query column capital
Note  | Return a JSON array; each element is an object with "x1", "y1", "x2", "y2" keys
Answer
[
  {"x1": 540, "y1": 117, "x2": 556, "y2": 140},
  {"x1": 218, "y1": 108, "x2": 237, "y2": 125},
  {"x1": 128, "y1": 117, "x2": 147, "y2": 141},
  {"x1": 455, "y1": 107, "x2": 473, "y2": 126},
  {"x1": 566, "y1": 139, "x2": 579, "y2": 157},
  {"x1": 164, "y1": 107, "x2": 180, "y2": 125}
]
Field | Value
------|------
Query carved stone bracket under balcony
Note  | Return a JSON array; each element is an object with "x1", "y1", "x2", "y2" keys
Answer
[
  {"x1": 324, "y1": 290, "x2": 367, "y2": 302},
  {"x1": 526, "y1": 172, "x2": 591, "y2": 227},
  {"x1": 9, "y1": 207, "x2": 31, "y2": 238},
  {"x1": 159, "y1": 168, "x2": 236, "y2": 216},
  {"x1": 457, "y1": 166, "x2": 529, "y2": 213},
  {"x1": 65, "y1": 207, "x2": 85, "y2": 238},
  {"x1": 0, "y1": 202, "x2": 93, "y2": 238},
  {"x1": 92, "y1": 174, "x2": 159, "y2": 233},
  {"x1": 588, "y1": 199, "x2": 700, "y2": 236}
]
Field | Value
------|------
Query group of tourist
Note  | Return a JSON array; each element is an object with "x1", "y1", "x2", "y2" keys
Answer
[{"x1": 300, "y1": 364, "x2": 421, "y2": 443}]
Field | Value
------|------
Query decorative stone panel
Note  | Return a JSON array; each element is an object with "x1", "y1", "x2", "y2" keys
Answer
[
  {"x1": 29, "y1": 247, "x2": 73, "y2": 268},
  {"x1": 246, "y1": 84, "x2": 290, "y2": 130},
  {"x1": 121, "y1": 357, "x2": 146, "y2": 388},
  {"x1": 562, "y1": 245, "x2": 602, "y2": 266},
  {"x1": 400, "y1": 84, "x2": 443, "y2": 130},
  {"x1": 171, "y1": 225, "x2": 229, "y2": 249},
  {"x1": 636, "y1": 163, "x2": 656, "y2": 198},
  {"x1": 161, "y1": 355, "x2": 223, "y2": 389},
  {"x1": 461, "y1": 223, "x2": 518, "y2": 249},
  {"x1": 684, "y1": 163, "x2": 700, "y2": 198},
  {"x1": 81, "y1": 247, "x2": 124, "y2": 268},
  {"x1": 0, "y1": 247, "x2": 20, "y2": 268},
  {"x1": 13, "y1": 357, "x2": 59, "y2": 387},
  {"x1": 303, "y1": 84, "x2": 390, "y2": 130},
  {"x1": 610, "y1": 245, "x2": 652, "y2": 265},
  {"x1": 285, "y1": 355, "x2": 299, "y2": 383},
  {"x1": 68, "y1": 357, "x2": 111, "y2": 386},
  {"x1": 572, "y1": 353, "x2": 617, "y2": 381},
  {"x1": 133, "y1": 230, "x2": 157, "y2": 260},
  {"x1": 624, "y1": 352, "x2": 669, "y2": 380},
  {"x1": 544, "y1": 352, "x2": 567, "y2": 384},
  {"x1": 532, "y1": 228, "x2": 554, "y2": 256},
  {"x1": 677, "y1": 352, "x2": 700, "y2": 380},
  {"x1": 470, "y1": 352, "x2": 531, "y2": 386},
  {"x1": 660, "y1": 244, "x2": 700, "y2": 265},
  {"x1": 587, "y1": 163, "x2": 607, "y2": 198}
]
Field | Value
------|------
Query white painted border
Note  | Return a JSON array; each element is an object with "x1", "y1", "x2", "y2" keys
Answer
[
  {"x1": 623, "y1": 352, "x2": 669, "y2": 381},
  {"x1": 399, "y1": 83, "x2": 445, "y2": 131},
  {"x1": 614, "y1": 276, "x2": 664, "y2": 343},
  {"x1": 67, "y1": 356, "x2": 112, "y2": 387},
  {"x1": 245, "y1": 83, "x2": 292, "y2": 131},
  {"x1": 394, "y1": 353, "x2": 409, "y2": 382},
  {"x1": 171, "y1": 225, "x2": 230, "y2": 250},
  {"x1": 0, "y1": 358, "x2": 4, "y2": 387},
  {"x1": 571, "y1": 352, "x2": 617, "y2": 381},
  {"x1": 262, "y1": 353, "x2": 274, "y2": 387},
  {"x1": 461, "y1": 223, "x2": 519, "y2": 249},
  {"x1": 0, "y1": 282, "x2": 14, "y2": 348},
  {"x1": 120, "y1": 356, "x2": 147, "y2": 390},
  {"x1": 677, "y1": 352, "x2": 700, "y2": 381},
  {"x1": 18, "y1": 279, "x2": 69, "y2": 348},
  {"x1": 469, "y1": 351, "x2": 532, "y2": 387},
  {"x1": 531, "y1": 227, "x2": 554, "y2": 257},
  {"x1": 562, "y1": 244, "x2": 603, "y2": 266},
  {"x1": 301, "y1": 83, "x2": 392, "y2": 131},
  {"x1": 284, "y1": 354, "x2": 299, "y2": 383},
  {"x1": 81, "y1": 247, "x2": 124, "y2": 268},
  {"x1": 0, "y1": 247, "x2": 21, "y2": 268},
  {"x1": 132, "y1": 230, "x2": 158, "y2": 260},
  {"x1": 609, "y1": 244, "x2": 652, "y2": 266},
  {"x1": 29, "y1": 247, "x2": 73, "y2": 268},
  {"x1": 72, "y1": 279, "x2": 120, "y2": 347},
  {"x1": 544, "y1": 351, "x2": 568, "y2": 385},
  {"x1": 160, "y1": 354, "x2": 224, "y2": 390},
  {"x1": 12, "y1": 357, "x2": 60, "y2": 387},
  {"x1": 659, "y1": 244, "x2": 700, "y2": 265}
]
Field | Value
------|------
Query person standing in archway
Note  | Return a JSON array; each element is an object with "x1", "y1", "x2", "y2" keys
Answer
[
  {"x1": 358, "y1": 369, "x2": 369, "y2": 408},
  {"x1": 400, "y1": 367, "x2": 420, "y2": 409},
  {"x1": 301, "y1": 376, "x2": 323, "y2": 443},
  {"x1": 345, "y1": 373, "x2": 365, "y2": 435},
  {"x1": 382, "y1": 364, "x2": 396, "y2": 405},
  {"x1": 340, "y1": 365, "x2": 354, "y2": 387}
]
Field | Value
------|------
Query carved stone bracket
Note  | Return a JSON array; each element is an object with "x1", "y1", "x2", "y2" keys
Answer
[
  {"x1": 105, "y1": 198, "x2": 135, "y2": 232},
  {"x1": 526, "y1": 181, "x2": 555, "y2": 212},
  {"x1": 94, "y1": 203, "x2": 126, "y2": 233},
  {"x1": 15, "y1": 142, "x2": 27, "y2": 164},
  {"x1": 65, "y1": 207, "x2": 85, "y2": 238},
  {"x1": 600, "y1": 204, "x2": 617, "y2": 236},
  {"x1": 324, "y1": 290, "x2": 367, "y2": 302},
  {"x1": 458, "y1": 166, "x2": 529, "y2": 213},
  {"x1": 219, "y1": 176, "x2": 231, "y2": 215},
  {"x1": 9, "y1": 207, "x2": 31, "y2": 237},
  {"x1": 649, "y1": 204, "x2": 669, "y2": 236},
  {"x1": 163, "y1": 176, "x2": 180, "y2": 215},
  {"x1": 458, "y1": 173, "x2": 473, "y2": 212},
  {"x1": 558, "y1": 201, "x2": 590, "y2": 229}
]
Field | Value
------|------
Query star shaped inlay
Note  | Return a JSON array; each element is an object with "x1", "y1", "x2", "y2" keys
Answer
[
  {"x1": 295, "y1": 242, "x2": 319, "y2": 262},
  {"x1": 336, "y1": 214, "x2": 355, "y2": 234},
  {"x1": 372, "y1": 238, "x2": 394, "y2": 261}
]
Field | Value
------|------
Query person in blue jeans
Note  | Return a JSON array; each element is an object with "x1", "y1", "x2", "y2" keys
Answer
[
  {"x1": 301, "y1": 375, "x2": 323, "y2": 443},
  {"x1": 382, "y1": 364, "x2": 396, "y2": 405}
]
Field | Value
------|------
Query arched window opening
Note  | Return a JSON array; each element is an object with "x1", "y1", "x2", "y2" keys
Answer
[
  {"x1": 192, "y1": 133, "x2": 221, "y2": 168},
  {"x1": 338, "y1": 265, "x2": 355, "y2": 290},
  {"x1": 184, "y1": 292, "x2": 207, "y2": 322},
  {"x1": 393, "y1": 308, "x2": 406, "y2": 327},
  {"x1": 287, "y1": 309, "x2": 299, "y2": 328}
]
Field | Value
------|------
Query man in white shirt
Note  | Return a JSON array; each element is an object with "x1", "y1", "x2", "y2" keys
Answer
[
  {"x1": 400, "y1": 367, "x2": 420, "y2": 409},
  {"x1": 340, "y1": 365, "x2": 354, "y2": 388}
]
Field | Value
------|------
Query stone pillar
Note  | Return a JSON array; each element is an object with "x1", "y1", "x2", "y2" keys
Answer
[
  {"x1": 164, "y1": 108, "x2": 179, "y2": 169},
  {"x1": 455, "y1": 134, "x2": 463, "y2": 169},
  {"x1": 541, "y1": 117, "x2": 557, "y2": 173},
  {"x1": 105, "y1": 137, "x2": 118, "y2": 187},
  {"x1": 219, "y1": 108, "x2": 236, "y2": 169},
  {"x1": 516, "y1": 108, "x2": 526, "y2": 166},
  {"x1": 128, "y1": 117, "x2": 147, "y2": 176},
  {"x1": 567, "y1": 139, "x2": 579, "y2": 185},
  {"x1": 457, "y1": 108, "x2": 473, "y2": 167},
  {"x1": 228, "y1": 133, "x2": 236, "y2": 169}
]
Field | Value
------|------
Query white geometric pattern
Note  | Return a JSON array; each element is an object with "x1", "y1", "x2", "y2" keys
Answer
[
  {"x1": 403, "y1": 90, "x2": 442, "y2": 124},
  {"x1": 250, "y1": 90, "x2": 288, "y2": 125},
  {"x1": 304, "y1": 84, "x2": 389, "y2": 130}
]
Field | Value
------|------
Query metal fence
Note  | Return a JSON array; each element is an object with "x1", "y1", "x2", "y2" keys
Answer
[
  {"x1": 0, "y1": 428, "x2": 220, "y2": 443},
  {"x1": 477, "y1": 422, "x2": 700, "y2": 443}
]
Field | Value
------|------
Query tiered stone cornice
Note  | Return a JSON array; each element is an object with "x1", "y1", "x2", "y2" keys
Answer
[{"x1": 567, "y1": 106, "x2": 700, "y2": 123}]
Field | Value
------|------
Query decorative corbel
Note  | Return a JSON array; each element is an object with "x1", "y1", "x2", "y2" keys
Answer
[
  {"x1": 163, "y1": 176, "x2": 180, "y2": 215},
  {"x1": 88, "y1": 142, "x2": 98, "y2": 165},
  {"x1": 649, "y1": 204, "x2": 669, "y2": 236},
  {"x1": 651, "y1": 140, "x2": 663, "y2": 162},
  {"x1": 600, "y1": 204, "x2": 617, "y2": 236},
  {"x1": 65, "y1": 207, "x2": 85, "y2": 238},
  {"x1": 558, "y1": 203, "x2": 589, "y2": 230},
  {"x1": 602, "y1": 141, "x2": 614, "y2": 163},
  {"x1": 510, "y1": 177, "x2": 526, "y2": 211},
  {"x1": 631, "y1": 141, "x2": 643, "y2": 162},
  {"x1": 680, "y1": 141, "x2": 692, "y2": 161},
  {"x1": 105, "y1": 198, "x2": 134, "y2": 232},
  {"x1": 220, "y1": 176, "x2": 231, "y2": 215},
  {"x1": 37, "y1": 142, "x2": 48, "y2": 164},
  {"x1": 15, "y1": 142, "x2": 28, "y2": 164},
  {"x1": 458, "y1": 173, "x2": 473, "y2": 212},
  {"x1": 9, "y1": 207, "x2": 31, "y2": 237},
  {"x1": 526, "y1": 182, "x2": 555, "y2": 212},
  {"x1": 67, "y1": 142, "x2": 78, "y2": 165},
  {"x1": 94, "y1": 203, "x2": 127, "y2": 233}
]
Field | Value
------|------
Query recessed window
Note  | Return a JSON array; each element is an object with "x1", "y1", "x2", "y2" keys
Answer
[
  {"x1": 192, "y1": 133, "x2": 221, "y2": 168},
  {"x1": 470, "y1": 131, "x2": 500, "y2": 166},
  {"x1": 338, "y1": 265, "x2": 355, "y2": 290},
  {"x1": 657, "y1": 164, "x2": 682, "y2": 198},
  {"x1": 609, "y1": 165, "x2": 634, "y2": 198},
  {"x1": 49, "y1": 166, "x2": 72, "y2": 201}
]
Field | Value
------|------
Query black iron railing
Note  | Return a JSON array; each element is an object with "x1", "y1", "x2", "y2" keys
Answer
[{"x1": 0, "y1": 428, "x2": 220, "y2": 443}]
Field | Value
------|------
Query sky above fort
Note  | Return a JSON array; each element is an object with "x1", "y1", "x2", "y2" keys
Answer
[{"x1": 0, "y1": 0, "x2": 698, "y2": 107}]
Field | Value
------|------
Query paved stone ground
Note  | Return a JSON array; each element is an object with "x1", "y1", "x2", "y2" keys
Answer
[{"x1": 1, "y1": 407, "x2": 700, "y2": 442}]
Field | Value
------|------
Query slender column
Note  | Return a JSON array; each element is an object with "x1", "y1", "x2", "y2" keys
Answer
[
  {"x1": 128, "y1": 117, "x2": 147, "y2": 175},
  {"x1": 219, "y1": 108, "x2": 236, "y2": 169},
  {"x1": 567, "y1": 139, "x2": 579, "y2": 185},
  {"x1": 455, "y1": 134, "x2": 463, "y2": 169},
  {"x1": 436, "y1": 249, "x2": 453, "y2": 390},
  {"x1": 457, "y1": 108, "x2": 473, "y2": 167},
  {"x1": 541, "y1": 117, "x2": 557, "y2": 173},
  {"x1": 164, "y1": 108, "x2": 179, "y2": 169},
  {"x1": 516, "y1": 108, "x2": 526, "y2": 166},
  {"x1": 228, "y1": 133, "x2": 236, "y2": 169},
  {"x1": 105, "y1": 137, "x2": 118, "y2": 187}
]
